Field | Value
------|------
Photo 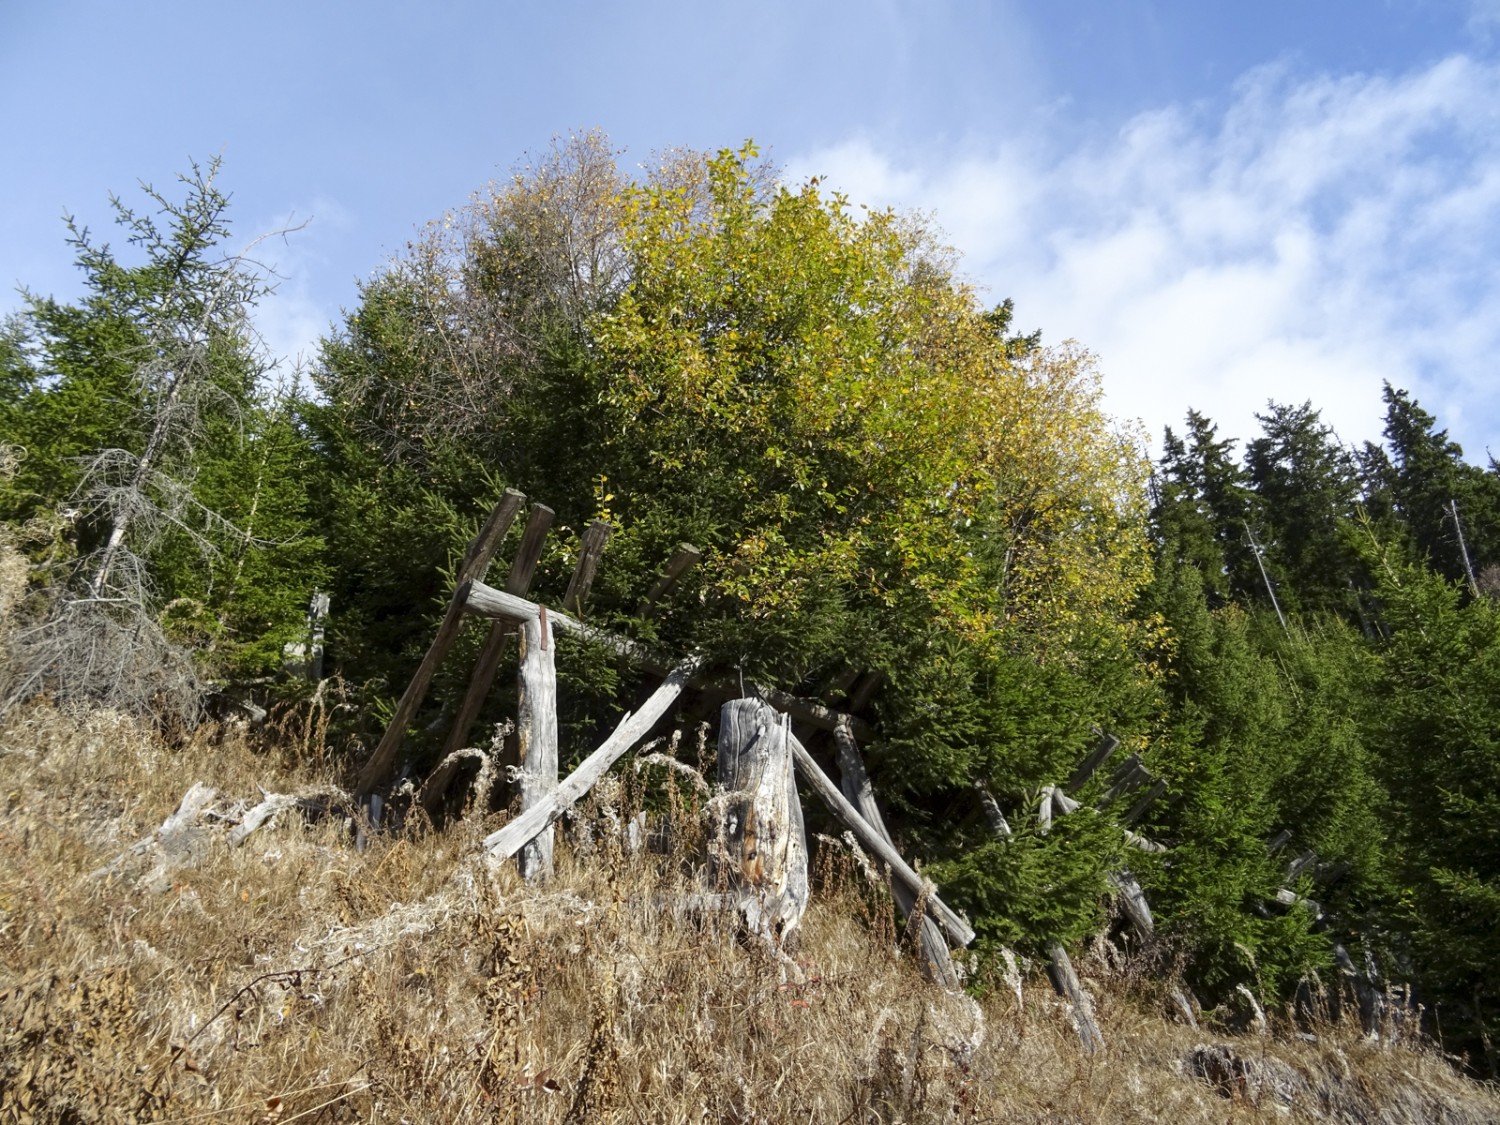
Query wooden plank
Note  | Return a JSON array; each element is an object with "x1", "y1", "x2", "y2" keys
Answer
[
  {"x1": 835, "y1": 717, "x2": 959, "y2": 989},
  {"x1": 785, "y1": 729, "x2": 975, "y2": 947},
  {"x1": 1099, "y1": 756, "x2": 1151, "y2": 808},
  {"x1": 1066, "y1": 731, "x2": 1121, "y2": 793},
  {"x1": 457, "y1": 489, "x2": 528, "y2": 583},
  {"x1": 463, "y1": 581, "x2": 873, "y2": 738},
  {"x1": 717, "y1": 700, "x2": 809, "y2": 941},
  {"x1": 1110, "y1": 869, "x2": 1154, "y2": 940},
  {"x1": 481, "y1": 656, "x2": 705, "y2": 859},
  {"x1": 355, "y1": 580, "x2": 475, "y2": 797},
  {"x1": 1122, "y1": 779, "x2": 1167, "y2": 826},
  {"x1": 638, "y1": 543, "x2": 702, "y2": 618},
  {"x1": 355, "y1": 491, "x2": 525, "y2": 798},
  {"x1": 516, "y1": 609, "x2": 558, "y2": 882},
  {"x1": 974, "y1": 783, "x2": 1012, "y2": 838},
  {"x1": 1047, "y1": 941, "x2": 1104, "y2": 1054},
  {"x1": 442, "y1": 504, "x2": 555, "y2": 759},
  {"x1": 563, "y1": 520, "x2": 613, "y2": 617}
]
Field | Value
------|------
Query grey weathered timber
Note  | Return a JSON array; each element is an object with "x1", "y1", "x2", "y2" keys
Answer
[
  {"x1": 1066, "y1": 731, "x2": 1122, "y2": 793},
  {"x1": 1047, "y1": 941, "x2": 1104, "y2": 1054},
  {"x1": 1031, "y1": 782, "x2": 1106, "y2": 1053},
  {"x1": 516, "y1": 609, "x2": 559, "y2": 881},
  {"x1": 835, "y1": 717, "x2": 960, "y2": 988},
  {"x1": 785, "y1": 729, "x2": 975, "y2": 947},
  {"x1": 637, "y1": 542, "x2": 702, "y2": 619},
  {"x1": 483, "y1": 656, "x2": 704, "y2": 859},
  {"x1": 357, "y1": 491, "x2": 526, "y2": 798},
  {"x1": 563, "y1": 520, "x2": 613, "y2": 616},
  {"x1": 1099, "y1": 755, "x2": 1152, "y2": 808},
  {"x1": 1123, "y1": 779, "x2": 1168, "y2": 826},
  {"x1": 463, "y1": 581, "x2": 872, "y2": 738},
  {"x1": 975, "y1": 783, "x2": 1012, "y2": 837},
  {"x1": 356, "y1": 580, "x2": 475, "y2": 798},
  {"x1": 1110, "y1": 869, "x2": 1154, "y2": 940},
  {"x1": 443, "y1": 503, "x2": 556, "y2": 760},
  {"x1": 717, "y1": 699, "x2": 810, "y2": 941}
]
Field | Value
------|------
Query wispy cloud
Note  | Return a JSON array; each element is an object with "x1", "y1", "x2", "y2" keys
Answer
[
  {"x1": 789, "y1": 55, "x2": 1500, "y2": 460},
  {"x1": 244, "y1": 197, "x2": 354, "y2": 382}
]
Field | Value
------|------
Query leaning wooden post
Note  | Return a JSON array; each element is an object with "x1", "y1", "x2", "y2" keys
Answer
[
  {"x1": 717, "y1": 698, "x2": 811, "y2": 943},
  {"x1": 516, "y1": 606, "x2": 559, "y2": 882},
  {"x1": 834, "y1": 717, "x2": 960, "y2": 989},
  {"x1": 444, "y1": 503, "x2": 555, "y2": 759},
  {"x1": 355, "y1": 489, "x2": 525, "y2": 800},
  {"x1": 991, "y1": 781, "x2": 1105, "y2": 1054},
  {"x1": 483, "y1": 656, "x2": 704, "y2": 860}
]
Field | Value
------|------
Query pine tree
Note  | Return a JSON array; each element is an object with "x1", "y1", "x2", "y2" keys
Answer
[{"x1": 1245, "y1": 401, "x2": 1360, "y2": 618}]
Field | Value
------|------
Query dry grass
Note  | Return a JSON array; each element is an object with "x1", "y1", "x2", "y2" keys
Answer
[{"x1": 1, "y1": 701, "x2": 1497, "y2": 1124}]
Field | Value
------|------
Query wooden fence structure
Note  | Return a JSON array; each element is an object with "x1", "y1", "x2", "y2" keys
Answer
[{"x1": 351, "y1": 488, "x2": 1387, "y2": 1048}]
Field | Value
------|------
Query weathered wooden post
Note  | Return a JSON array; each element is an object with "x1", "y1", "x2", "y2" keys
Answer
[
  {"x1": 835, "y1": 717, "x2": 960, "y2": 988},
  {"x1": 516, "y1": 606, "x2": 559, "y2": 882},
  {"x1": 717, "y1": 698, "x2": 810, "y2": 943},
  {"x1": 444, "y1": 503, "x2": 555, "y2": 759},
  {"x1": 355, "y1": 489, "x2": 525, "y2": 800}
]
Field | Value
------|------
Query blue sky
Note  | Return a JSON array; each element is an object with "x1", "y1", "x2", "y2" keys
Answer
[{"x1": 5, "y1": 0, "x2": 1499, "y2": 459}]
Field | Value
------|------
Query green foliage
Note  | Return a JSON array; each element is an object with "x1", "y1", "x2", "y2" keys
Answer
[
  {"x1": 0, "y1": 160, "x2": 326, "y2": 702},
  {"x1": 1363, "y1": 549, "x2": 1500, "y2": 1061}
]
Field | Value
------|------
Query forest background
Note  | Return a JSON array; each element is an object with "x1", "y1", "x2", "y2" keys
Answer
[{"x1": 3, "y1": 136, "x2": 1500, "y2": 1076}]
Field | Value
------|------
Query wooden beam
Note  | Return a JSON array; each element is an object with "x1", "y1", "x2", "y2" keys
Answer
[
  {"x1": 481, "y1": 657, "x2": 705, "y2": 859},
  {"x1": 563, "y1": 520, "x2": 613, "y2": 617},
  {"x1": 835, "y1": 716, "x2": 960, "y2": 988},
  {"x1": 1066, "y1": 731, "x2": 1121, "y2": 793},
  {"x1": 355, "y1": 580, "x2": 474, "y2": 798},
  {"x1": 638, "y1": 542, "x2": 702, "y2": 619},
  {"x1": 516, "y1": 608, "x2": 558, "y2": 882},
  {"x1": 1047, "y1": 941, "x2": 1104, "y2": 1054},
  {"x1": 442, "y1": 504, "x2": 555, "y2": 759},
  {"x1": 785, "y1": 729, "x2": 975, "y2": 947},
  {"x1": 1122, "y1": 779, "x2": 1168, "y2": 826},
  {"x1": 357, "y1": 493, "x2": 528, "y2": 798},
  {"x1": 463, "y1": 581, "x2": 871, "y2": 738}
]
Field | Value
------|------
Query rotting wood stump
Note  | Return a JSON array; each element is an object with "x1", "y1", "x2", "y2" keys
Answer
[{"x1": 716, "y1": 698, "x2": 810, "y2": 944}]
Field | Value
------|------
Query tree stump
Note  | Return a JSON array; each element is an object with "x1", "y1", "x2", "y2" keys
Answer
[{"x1": 716, "y1": 698, "x2": 810, "y2": 943}]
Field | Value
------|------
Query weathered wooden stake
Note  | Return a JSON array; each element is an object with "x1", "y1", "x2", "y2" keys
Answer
[
  {"x1": 356, "y1": 489, "x2": 525, "y2": 799},
  {"x1": 443, "y1": 503, "x2": 555, "y2": 759},
  {"x1": 786, "y1": 730, "x2": 975, "y2": 948},
  {"x1": 563, "y1": 520, "x2": 613, "y2": 616},
  {"x1": 516, "y1": 608, "x2": 559, "y2": 881},
  {"x1": 835, "y1": 717, "x2": 960, "y2": 989},
  {"x1": 717, "y1": 699, "x2": 810, "y2": 942},
  {"x1": 1047, "y1": 941, "x2": 1105, "y2": 1055},
  {"x1": 483, "y1": 657, "x2": 704, "y2": 860},
  {"x1": 638, "y1": 542, "x2": 702, "y2": 619}
]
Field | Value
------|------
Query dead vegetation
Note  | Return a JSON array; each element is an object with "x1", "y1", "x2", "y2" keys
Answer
[{"x1": 1, "y1": 701, "x2": 1497, "y2": 1124}]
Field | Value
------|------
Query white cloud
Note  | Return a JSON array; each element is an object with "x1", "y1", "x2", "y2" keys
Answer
[
  {"x1": 787, "y1": 55, "x2": 1500, "y2": 461},
  {"x1": 243, "y1": 197, "x2": 353, "y2": 382}
]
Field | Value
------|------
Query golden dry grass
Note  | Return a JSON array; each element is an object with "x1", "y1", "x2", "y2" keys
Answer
[{"x1": 1, "y1": 700, "x2": 1497, "y2": 1124}]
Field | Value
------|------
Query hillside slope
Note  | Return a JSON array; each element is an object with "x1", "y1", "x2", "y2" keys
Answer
[{"x1": 2, "y1": 702, "x2": 1497, "y2": 1124}]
